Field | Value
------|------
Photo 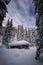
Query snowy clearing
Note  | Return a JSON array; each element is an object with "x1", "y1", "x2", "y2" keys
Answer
[{"x1": 0, "y1": 46, "x2": 43, "y2": 65}]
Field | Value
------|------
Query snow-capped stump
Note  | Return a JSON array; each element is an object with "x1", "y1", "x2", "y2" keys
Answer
[{"x1": 8, "y1": 40, "x2": 30, "y2": 49}]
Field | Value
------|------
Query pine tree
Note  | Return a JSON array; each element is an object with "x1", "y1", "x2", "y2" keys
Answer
[
  {"x1": 0, "y1": 0, "x2": 11, "y2": 28},
  {"x1": 33, "y1": 0, "x2": 43, "y2": 59},
  {"x1": 27, "y1": 29, "x2": 31, "y2": 43},
  {"x1": 21, "y1": 25, "x2": 24, "y2": 40},
  {"x1": 9, "y1": 19, "x2": 13, "y2": 41},
  {"x1": 17, "y1": 25, "x2": 19, "y2": 40},
  {"x1": 24, "y1": 28, "x2": 28, "y2": 41},
  {"x1": 2, "y1": 19, "x2": 13, "y2": 48}
]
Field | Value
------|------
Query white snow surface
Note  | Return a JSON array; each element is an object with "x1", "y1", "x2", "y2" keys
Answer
[
  {"x1": 9, "y1": 40, "x2": 30, "y2": 46},
  {"x1": 0, "y1": 46, "x2": 43, "y2": 65}
]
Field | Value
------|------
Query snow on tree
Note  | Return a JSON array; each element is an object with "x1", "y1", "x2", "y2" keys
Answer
[
  {"x1": 0, "y1": 0, "x2": 11, "y2": 35},
  {"x1": 2, "y1": 19, "x2": 13, "y2": 48},
  {"x1": 17, "y1": 25, "x2": 20, "y2": 40},
  {"x1": 27, "y1": 29, "x2": 31, "y2": 43},
  {"x1": 24, "y1": 28, "x2": 28, "y2": 41},
  {"x1": 17, "y1": 25, "x2": 24, "y2": 40},
  {"x1": 20, "y1": 24, "x2": 24, "y2": 40},
  {"x1": 33, "y1": 0, "x2": 43, "y2": 60}
]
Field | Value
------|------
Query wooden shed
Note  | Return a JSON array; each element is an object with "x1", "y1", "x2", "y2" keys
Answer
[{"x1": 8, "y1": 40, "x2": 30, "y2": 49}]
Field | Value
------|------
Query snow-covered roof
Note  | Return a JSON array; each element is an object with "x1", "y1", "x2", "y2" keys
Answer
[{"x1": 9, "y1": 40, "x2": 30, "y2": 46}]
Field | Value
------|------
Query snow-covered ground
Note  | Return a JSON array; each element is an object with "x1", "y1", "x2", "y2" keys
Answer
[{"x1": 0, "y1": 46, "x2": 43, "y2": 65}]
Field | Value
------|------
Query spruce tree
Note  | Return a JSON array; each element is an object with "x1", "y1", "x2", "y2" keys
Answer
[
  {"x1": 0, "y1": 0, "x2": 11, "y2": 28},
  {"x1": 24, "y1": 28, "x2": 28, "y2": 41},
  {"x1": 17, "y1": 25, "x2": 19, "y2": 40},
  {"x1": 21, "y1": 25, "x2": 24, "y2": 40},
  {"x1": 2, "y1": 19, "x2": 13, "y2": 48},
  {"x1": 33, "y1": 0, "x2": 43, "y2": 59}
]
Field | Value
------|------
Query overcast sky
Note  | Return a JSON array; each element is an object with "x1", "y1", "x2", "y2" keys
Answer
[{"x1": 3, "y1": 0, "x2": 36, "y2": 28}]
